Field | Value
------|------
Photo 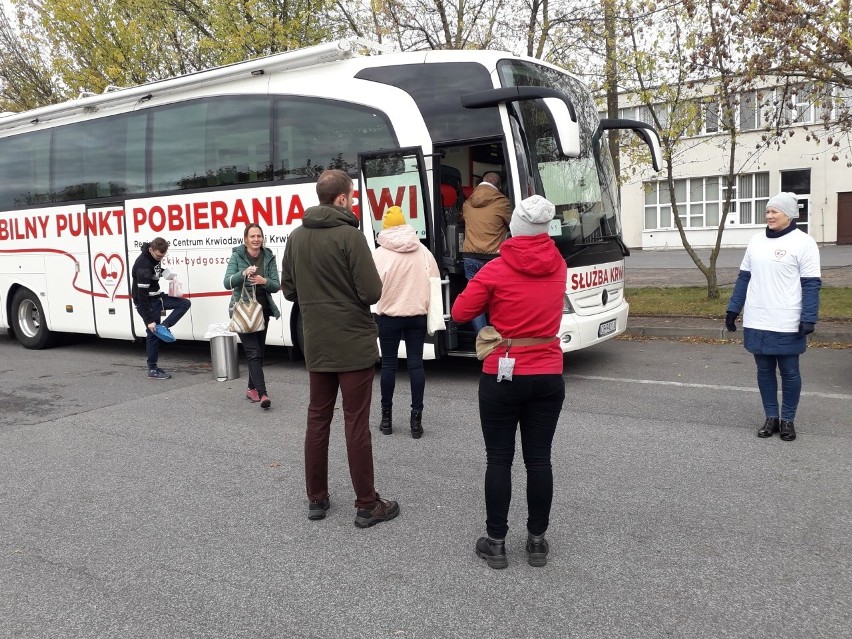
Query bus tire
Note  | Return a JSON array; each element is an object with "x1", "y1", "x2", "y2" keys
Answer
[{"x1": 11, "y1": 288, "x2": 55, "y2": 349}]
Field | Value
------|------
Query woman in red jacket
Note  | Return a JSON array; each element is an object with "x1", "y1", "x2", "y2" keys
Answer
[{"x1": 451, "y1": 195, "x2": 567, "y2": 569}]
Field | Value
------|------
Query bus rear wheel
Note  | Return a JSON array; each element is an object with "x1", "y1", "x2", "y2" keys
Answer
[{"x1": 12, "y1": 288, "x2": 55, "y2": 349}]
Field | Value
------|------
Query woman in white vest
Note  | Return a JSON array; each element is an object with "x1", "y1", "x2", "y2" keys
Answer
[{"x1": 725, "y1": 192, "x2": 821, "y2": 441}]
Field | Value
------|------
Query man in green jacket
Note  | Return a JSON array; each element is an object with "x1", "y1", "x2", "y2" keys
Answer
[{"x1": 281, "y1": 169, "x2": 400, "y2": 528}]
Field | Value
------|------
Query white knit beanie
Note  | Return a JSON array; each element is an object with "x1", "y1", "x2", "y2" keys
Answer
[
  {"x1": 766, "y1": 192, "x2": 799, "y2": 219},
  {"x1": 510, "y1": 195, "x2": 556, "y2": 237}
]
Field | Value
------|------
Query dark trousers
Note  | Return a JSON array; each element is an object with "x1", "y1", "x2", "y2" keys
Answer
[
  {"x1": 305, "y1": 367, "x2": 377, "y2": 509},
  {"x1": 754, "y1": 353, "x2": 802, "y2": 421},
  {"x1": 478, "y1": 373, "x2": 565, "y2": 538},
  {"x1": 463, "y1": 258, "x2": 488, "y2": 332},
  {"x1": 378, "y1": 314, "x2": 427, "y2": 411},
  {"x1": 238, "y1": 310, "x2": 271, "y2": 396},
  {"x1": 135, "y1": 293, "x2": 191, "y2": 370}
]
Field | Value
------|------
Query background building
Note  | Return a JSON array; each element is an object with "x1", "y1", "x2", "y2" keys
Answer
[{"x1": 615, "y1": 83, "x2": 852, "y2": 249}]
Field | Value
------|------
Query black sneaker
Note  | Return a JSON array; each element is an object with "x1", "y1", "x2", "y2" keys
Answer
[
  {"x1": 148, "y1": 368, "x2": 171, "y2": 379},
  {"x1": 308, "y1": 497, "x2": 330, "y2": 521},
  {"x1": 354, "y1": 497, "x2": 400, "y2": 528},
  {"x1": 525, "y1": 533, "x2": 549, "y2": 567},
  {"x1": 475, "y1": 536, "x2": 508, "y2": 569}
]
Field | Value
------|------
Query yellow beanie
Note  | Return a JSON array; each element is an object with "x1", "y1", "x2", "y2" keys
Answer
[{"x1": 382, "y1": 206, "x2": 405, "y2": 229}]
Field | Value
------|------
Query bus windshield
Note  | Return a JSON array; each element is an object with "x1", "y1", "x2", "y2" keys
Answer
[{"x1": 497, "y1": 60, "x2": 620, "y2": 258}]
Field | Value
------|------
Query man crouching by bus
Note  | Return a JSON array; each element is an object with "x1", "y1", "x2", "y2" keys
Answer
[
  {"x1": 131, "y1": 237, "x2": 191, "y2": 379},
  {"x1": 281, "y1": 169, "x2": 400, "y2": 528}
]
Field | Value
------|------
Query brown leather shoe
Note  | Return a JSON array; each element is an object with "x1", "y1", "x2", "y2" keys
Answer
[{"x1": 354, "y1": 497, "x2": 400, "y2": 528}]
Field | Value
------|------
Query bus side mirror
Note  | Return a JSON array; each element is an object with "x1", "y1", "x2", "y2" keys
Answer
[
  {"x1": 460, "y1": 87, "x2": 581, "y2": 158},
  {"x1": 541, "y1": 97, "x2": 580, "y2": 158},
  {"x1": 597, "y1": 118, "x2": 663, "y2": 172}
]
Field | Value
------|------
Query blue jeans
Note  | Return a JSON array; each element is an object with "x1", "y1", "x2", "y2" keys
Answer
[
  {"x1": 378, "y1": 314, "x2": 427, "y2": 411},
  {"x1": 136, "y1": 293, "x2": 191, "y2": 370},
  {"x1": 753, "y1": 354, "x2": 802, "y2": 421},
  {"x1": 463, "y1": 257, "x2": 489, "y2": 333},
  {"x1": 238, "y1": 309, "x2": 271, "y2": 396},
  {"x1": 478, "y1": 373, "x2": 565, "y2": 538}
]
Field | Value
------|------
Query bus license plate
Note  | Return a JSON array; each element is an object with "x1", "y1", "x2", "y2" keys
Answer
[{"x1": 598, "y1": 319, "x2": 617, "y2": 338}]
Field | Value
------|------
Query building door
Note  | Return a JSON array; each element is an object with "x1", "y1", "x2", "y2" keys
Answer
[
  {"x1": 781, "y1": 169, "x2": 811, "y2": 235},
  {"x1": 838, "y1": 192, "x2": 852, "y2": 245}
]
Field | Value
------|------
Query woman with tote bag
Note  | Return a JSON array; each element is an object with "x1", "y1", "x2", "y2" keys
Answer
[
  {"x1": 223, "y1": 224, "x2": 281, "y2": 409},
  {"x1": 372, "y1": 206, "x2": 441, "y2": 439}
]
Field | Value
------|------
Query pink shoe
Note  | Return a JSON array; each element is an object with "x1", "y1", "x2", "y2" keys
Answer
[
  {"x1": 245, "y1": 388, "x2": 260, "y2": 402},
  {"x1": 260, "y1": 395, "x2": 271, "y2": 409}
]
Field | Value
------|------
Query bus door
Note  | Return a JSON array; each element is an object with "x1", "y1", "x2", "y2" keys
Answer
[
  {"x1": 86, "y1": 204, "x2": 134, "y2": 339},
  {"x1": 358, "y1": 147, "x2": 450, "y2": 359}
]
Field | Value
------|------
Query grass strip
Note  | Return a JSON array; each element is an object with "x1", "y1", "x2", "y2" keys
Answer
[{"x1": 626, "y1": 286, "x2": 852, "y2": 321}]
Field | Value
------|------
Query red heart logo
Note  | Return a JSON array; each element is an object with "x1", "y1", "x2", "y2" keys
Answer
[
  {"x1": 93, "y1": 253, "x2": 125, "y2": 301},
  {"x1": 774, "y1": 249, "x2": 786, "y2": 259}
]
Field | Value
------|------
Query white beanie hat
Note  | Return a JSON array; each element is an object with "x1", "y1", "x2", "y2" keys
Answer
[
  {"x1": 766, "y1": 192, "x2": 799, "y2": 219},
  {"x1": 510, "y1": 195, "x2": 556, "y2": 237}
]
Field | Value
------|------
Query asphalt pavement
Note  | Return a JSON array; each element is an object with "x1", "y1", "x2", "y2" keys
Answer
[
  {"x1": 2, "y1": 333, "x2": 850, "y2": 639},
  {"x1": 624, "y1": 245, "x2": 852, "y2": 345}
]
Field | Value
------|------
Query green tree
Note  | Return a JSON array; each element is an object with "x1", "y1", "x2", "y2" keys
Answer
[
  {"x1": 0, "y1": 3, "x2": 62, "y2": 110},
  {"x1": 746, "y1": 0, "x2": 852, "y2": 164},
  {"x1": 617, "y1": 0, "x2": 767, "y2": 299}
]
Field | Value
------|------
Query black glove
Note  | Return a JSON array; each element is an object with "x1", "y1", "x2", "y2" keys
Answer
[
  {"x1": 799, "y1": 322, "x2": 815, "y2": 337},
  {"x1": 725, "y1": 311, "x2": 738, "y2": 333}
]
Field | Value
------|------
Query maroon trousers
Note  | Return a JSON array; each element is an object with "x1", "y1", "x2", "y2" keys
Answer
[{"x1": 305, "y1": 367, "x2": 378, "y2": 509}]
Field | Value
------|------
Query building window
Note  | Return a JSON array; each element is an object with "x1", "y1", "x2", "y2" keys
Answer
[
  {"x1": 703, "y1": 101, "x2": 719, "y2": 134},
  {"x1": 643, "y1": 172, "x2": 768, "y2": 230},
  {"x1": 739, "y1": 91, "x2": 758, "y2": 131},
  {"x1": 782, "y1": 83, "x2": 814, "y2": 125},
  {"x1": 736, "y1": 173, "x2": 770, "y2": 224}
]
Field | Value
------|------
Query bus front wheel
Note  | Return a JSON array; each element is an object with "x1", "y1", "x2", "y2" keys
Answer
[{"x1": 11, "y1": 288, "x2": 55, "y2": 349}]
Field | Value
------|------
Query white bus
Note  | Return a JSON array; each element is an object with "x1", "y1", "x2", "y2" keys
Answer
[{"x1": 0, "y1": 38, "x2": 660, "y2": 358}]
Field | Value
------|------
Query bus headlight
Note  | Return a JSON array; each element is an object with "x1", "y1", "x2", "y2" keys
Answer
[{"x1": 563, "y1": 295, "x2": 574, "y2": 314}]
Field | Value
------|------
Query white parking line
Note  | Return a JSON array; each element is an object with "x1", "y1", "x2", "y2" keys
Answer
[{"x1": 567, "y1": 374, "x2": 852, "y2": 401}]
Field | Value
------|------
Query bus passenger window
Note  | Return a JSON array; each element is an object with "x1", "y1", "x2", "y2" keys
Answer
[{"x1": 274, "y1": 98, "x2": 397, "y2": 180}]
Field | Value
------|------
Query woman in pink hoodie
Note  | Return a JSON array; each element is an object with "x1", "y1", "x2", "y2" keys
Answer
[
  {"x1": 373, "y1": 206, "x2": 441, "y2": 439},
  {"x1": 452, "y1": 195, "x2": 567, "y2": 570}
]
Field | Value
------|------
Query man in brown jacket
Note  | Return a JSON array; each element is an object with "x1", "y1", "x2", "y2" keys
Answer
[
  {"x1": 459, "y1": 171, "x2": 512, "y2": 331},
  {"x1": 281, "y1": 169, "x2": 400, "y2": 528}
]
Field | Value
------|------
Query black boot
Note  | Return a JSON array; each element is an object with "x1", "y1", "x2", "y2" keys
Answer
[
  {"x1": 410, "y1": 409, "x2": 423, "y2": 439},
  {"x1": 475, "y1": 536, "x2": 507, "y2": 569},
  {"x1": 779, "y1": 419, "x2": 796, "y2": 441},
  {"x1": 757, "y1": 417, "x2": 780, "y2": 438},
  {"x1": 379, "y1": 406, "x2": 392, "y2": 435},
  {"x1": 525, "y1": 533, "x2": 550, "y2": 567}
]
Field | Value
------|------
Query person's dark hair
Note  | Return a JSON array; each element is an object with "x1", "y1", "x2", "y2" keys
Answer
[
  {"x1": 150, "y1": 237, "x2": 169, "y2": 252},
  {"x1": 316, "y1": 169, "x2": 353, "y2": 205},
  {"x1": 244, "y1": 223, "x2": 264, "y2": 243},
  {"x1": 481, "y1": 171, "x2": 502, "y2": 188}
]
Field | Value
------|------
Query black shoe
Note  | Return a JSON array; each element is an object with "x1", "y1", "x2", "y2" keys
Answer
[
  {"x1": 757, "y1": 417, "x2": 779, "y2": 438},
  {"x1": 475, "y1": 536, "x2": 508, "y2": 569},
  {"x1": 525, "y1": 533, "x2": 549, "y2": 567},
  {"x1": 308, "y1": 497, "x2": 330, "y2": 521},
  {"x1": 779, "y1": 420, "x2": 796, "y2": 441},
  {"x1": 410, "y1": 409, "x2": 423, "y2": 439},
  {"x1": 354, "y1": 497, "x2": 400, "y2": 528},
  {"x1": 379, "y1": 406, "x2": 392, "y2": 435}
]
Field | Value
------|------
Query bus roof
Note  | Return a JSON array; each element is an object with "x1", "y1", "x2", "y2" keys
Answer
[
  {"x1": 0, "y1": 39, "x2": 388, "y2": 132},
  {"x1": 0, "y1": 39, "x2": 574, "y2": 134}
]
